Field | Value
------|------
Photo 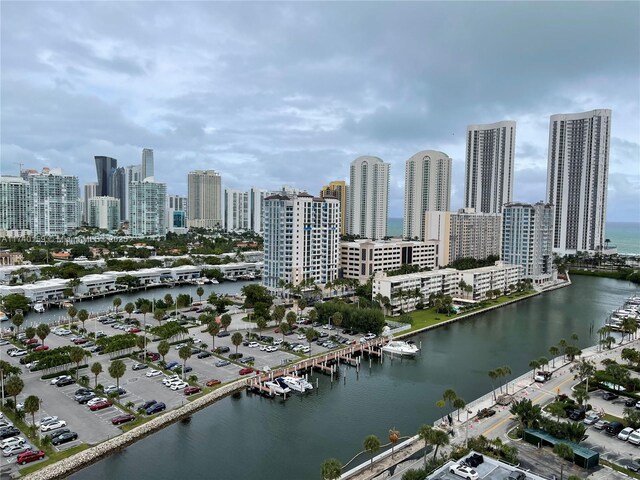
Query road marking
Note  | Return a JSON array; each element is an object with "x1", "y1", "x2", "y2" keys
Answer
[{"x1": 481, "y1": 374, "x2": 576, "y2": 437}]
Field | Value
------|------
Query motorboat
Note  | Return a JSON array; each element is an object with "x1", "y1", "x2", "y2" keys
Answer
[
  {"x1": 381, "y1": 340, "x2": 420, "y2": 357},
  {"x1": 264, "y1": 380, "x2": 291, "y2": 395},
  {"x1": 299, "y1": 377, "x2": 313, "y2": 391},
  {"x1": 280, "y1": 376, "x2": 308, "y2": 393},
  {"x1": 33, "y1": 303, "x2": 45, "y2": 313},
  {"x1": 0, "y1": 311, "x2": 8, "y2": 322}
]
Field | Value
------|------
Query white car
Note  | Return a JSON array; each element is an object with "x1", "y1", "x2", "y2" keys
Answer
[
  {"x1": 0, "y1": 339, "x2": 9, "y2": 346},
  {"x1": 146, "y1": 369, "x2": 162, "y2": 378},
  {"x1": 628, "y1": 430, "x2": 640, "y2": 445},
  {"x1": 36, "y1": 416, "x2": 59, "y2": 427},
  {"x1": 2, "y1": 444, "x2": 28, "y2": 457},
  {"x1": 87, "y1": 397, "x2": 108, "y2": 407},
  {"x1": 40, "y1": 420, "x2": 67, "y2": 432},
  {"x1": 265, "y1": 346, "x2": 278, "y2": 353},
  {"x1": 50, "y1": 375, "x2": 72, "y2": 385},
  {"x1": 273, "y1": 339, "x2": 283, "y2": 346},
  {"x1": 292, "y1": 345, "x2": 304, "y2": 352},
  {"x1": 259, "y1": 345, "x2": 267, "y2": 351},
  {"x1": 583, "y1": 413, "x2": 600, "y2": 425},
  {"x1": 0, "y1": 437, "x2": 25, "y2": 449},
  {"x1": 170, "y1": 381, "x2": 189, "y2": 391},
  {"x1": 449, "y1": 463, "x2": 479, "y2": 480},
  {"x1": 618, "y1": 427, "x2": 635, "y2": 440},
  {"x1": 162, "y1": 375, "x2": 180, "y2": 386},
  {"x1": 300, "y1": 346, "x2": 310, "y2": 353},
  {"x1": 297, "y1": 334, "x2": 306, "y2": 340},
  {"x1": 8, "y1": 349, "x2": 27, "y2": 357},
  {"x1": 192, "y1": 338, "x2": 202, "y2": 344},
  {"x1": 248, "y1": 342, "x2": 259, "y2": 348},
  {"x1": 364, "y1": 333, "x2": 376, "y2": 340},
  {"x1": 174, "y1": 343, "x2": 186, "y2": 351}
]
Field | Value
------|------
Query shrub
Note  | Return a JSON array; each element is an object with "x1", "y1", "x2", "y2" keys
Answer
[{"x1": 553, "y1": 442, "x2": 574, "y2": 461}]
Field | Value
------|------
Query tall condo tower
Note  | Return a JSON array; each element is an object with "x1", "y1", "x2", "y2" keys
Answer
[
  {"x1": 403, "y1": 150, "x2": 452, "y2": 240},
  {"x1": 187, "y1": 170, "x2": 222, "y2": 229},
  {"x1": 464, "y1": 121, "x2": 516, "y2": 213},
  {"x1": 546, "y1": 109, "x2": 612, "y2": 254},
  {"x1": 94, "y1": 156, "x2": 117, "y2": 197},
  {"x1": 129, "y1": 180, "x2": 166, "y2": 236},
  {"x1": 320, "y1": 180, "x2": 348, "y2": 235},
  {"x1": 348, "y1": 156, "x2": 389, "y2": 240},
  {"x1": 141, "y1": 148, "x2": 154, "y2": 181}
]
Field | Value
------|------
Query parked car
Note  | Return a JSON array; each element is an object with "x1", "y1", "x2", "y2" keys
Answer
[
  {"x1": 56, "y1": 377, "x2": 75, "y2": 387},
  {"x1": 184, "y1": 386, "x2": 201, "y2": 396},
  {"x1": 619, "y1": 427, "x2": 635, "y2": 441},
  {"x1": 239, "y1": 356, "x2": 255, "y2": 364},
  {"x1": 51, "y1": 432, "x2": 78, "y2": 446},
  {"x1": 215, "y1": 346, "x2": 230, "y2": 353},
  {"x1": 76, "y1": 393, "x2": 97, "y2": 404},
  {"x1": 507, "y1": 471, "x2": 527, "y2": 480},
  {"x1": 37, "y1": 416, "x2": 59, "y2": 427},
  {"x1": 16, "y1": 449, "x2": 46, "y2": 465},
  {"x1": 111, "y1": 414, "x2": 136, "y2": 425},
  {"x1": 477, "y1": 408, "x2": 497, "y2": 419},
  {"x1": 0, "y1": 427, "x2": 20, "y2": 439},
  {"x1": 9, "y1": 349, "x2": 28, "y2": 357},
  {"x1": 0, "y1": 437, "x2": 25, "y2": 449},
  {"x1": 87, "y1": 397, "x2": 108, "y2": 407},
  {"x1": 629, "y1": 430, "x2": 640, "y2": 446},
  {"x1": 90, "y1": 400, "x2": 113, "y2": 411},
  {"x1": 206, "y1": 379, "x2": 221, "y2": 387},
  {"x1": 449, "y1": 463, "x2": 479, "y2": 480},
  {"x1": 141, "y1": 400, "x2": 157, "y2": 411},
  {"x1": 216, "y1": 331, "x2": 230, "y2": 337},
  {"x1": 2, "y1": 444, "x2": 28, "y2": 457},
  {"x1": 146, "y1": 369, "x2": 162, "y2": 377},
  {"x1": 239, "y1": 368, "x2": 254, "y2": 375},
  {"x1": 534, "y1": 371, "x2": 552, "y2": 383},
  {"x1": 248, "y1": 342, "x2": 259, "y2": 348},
  {"x1": 627, "y1": 459, "x2": 640, "y2": 473},
  {"x1": 625, "y1": 398, "x2": 636, "y2": 407},
  {"x1": 606, "y1": 421, "x2": 625, "y2": 436},
  {"x1": 197, "y1": 351, "x2": 211, "y2": 359},
  {"x1": 146, "y1": 402, "x2": 166, "y2": 415},
  {"x1": 215, "y1": 360, "x2": 231, "y2": 367},
  {"x1": 603, "y1": 391, "x2": 619, "y2": 401},
  {"x1": 132, "y1": 363, "x2": 148, "y2": 371},
  {"x1": 594, "y1": 419, "x2": 609, "y2": 430},
  {"x1": 34, "y1": 345, "x2": 49, "y2": 352},
  {"x1": 583, "y1": 413, "x2": 600, "y2": 425},
  {"x1": 46, "y1": 428, "x2": 70, "y2": 440},
  {"x1": 41, "y1": 420, "x2": 67, "y2": 432},
  {"x1": 170, "y1": 381, "x2": 189, "y2": 391},
  {"x1": 165, "y1": 361, "x2": 179, "y2": 370}
]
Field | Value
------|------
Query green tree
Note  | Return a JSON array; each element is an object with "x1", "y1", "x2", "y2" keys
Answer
[
  {"x1": 220, "y1": 314, "x2": 232, "y2": 331},
  {"x1": 112, "y1": 297, "x2": 122, "y2": 314},
  {"x1": 509, "y1": 398, "x2": 542, "y2": 434},
  {"x1": 108, "y1": 359, "x2": 127, "y2": 392},
  {"x1": 297, "y1": 297, "x2": 307, "y2": 317},
  {"x1": 67, "y1": 305, "x2": 78, "y2": 328},
  {"x1": 308, "y1": 308, "x2": 318, "y2": 325},
  {"x1": 549, "y1": 346, "x2": 560, "y2": 367},
  {"x1": 124, "y1": 302, "x2": 135, "y2": 320},
  {"x1": 36, "y1": 323, "x2": 51, "y2": 347},
  {"x1": 11, "y1": 313, "x2": 24, "y2": 338},
  {"x1": 553, "y1": 443, "x2": 574, "y2": 461},
  {"x1": 256, "y1": 316, "x2": 267, "y2": 336},
  {"x1": 363, "y1": 434, "x2": 381, "y2": 468},
  {"x1": 158, "y1": 340, "x2": 170, "y2": 363},
  {"x1": 207, "y1": 322, "x2": 220, "y2": 350},
  {"x1": 529, "y1": 359, "x2": 540, "y2": 380},
  {"x1": 488, "y1": 369, "x2": 499, "y2": 400},
  {"x1": 91, "y1": 362, "x2": 103, "y2": 388},
  {"x1": 78, "y1": 309, "x2": 89, "y2": 331},
  {"x1": 320, "y1": 458, "x2": 343, "y2": 480},
  {"x1": 5, "y1": 375, "x2": 24, "y2": 408},
  {"x1": 178, "y1": 345, "x2": 192, "y2": 380},
  {"x1": 231, "y1": 332, "x2": 243, "y2": 356},
  {"x1": 164, "y1": 294, "x2": 174, "y2": 310},
  {"x1": 272, "y1": 304, "x2": 286, "y2": 327},
  {"x1": 24, "y1": 326, "x2": 36, "y2": 341},
  {"x1": 196, "y1": 286, "x2": 205, "y2": 302},
  {"x1": 153, "y1": 308, "x2": 165, "y2": 326},
  {"x1": 2, "y1": 293, "x2": 30, "y2": 315},
  {"x1": 417, "y1": 424, "x2": 433, "y2": 467},
  {"x1": 286, "y1": 311, "x2": 297, "y2": 329},
  {"x1": 140, "y1": 303, "x2": 150, "y2": 329},
  {"x1": 453, "y1": 397, "x2": 466, "y2": 421},
  {"x1": 24, "y1": 395, "x2": 40, "y2": 427},
  {"x1": 69, "y1": 346, "x2": 89, "y2": 379},
  {"x1": 331, "y1": 312, "x2": 343, "y2": 330}
]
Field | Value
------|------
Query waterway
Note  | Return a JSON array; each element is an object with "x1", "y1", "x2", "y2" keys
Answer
[{"x1": 73, "y1": 276, "x2": 639, "y2": 480}]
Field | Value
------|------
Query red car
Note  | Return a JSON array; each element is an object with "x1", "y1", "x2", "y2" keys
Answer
[
  {"x1": 111, "y1": 414, "x2": 135, "y2": 425},
  {"x1": 206, "y1": 379, "x2": 221, "y2": 387},
  {"x1": 73, "y1": 338, "x2": 88, "y2": 344},
  {"x1": 239, "y1": 368, "x2": 254, "y2": 375},
  {"x1": 25, "y1": 338, "x2": 39, "y2": 345},
  {"x1": 89, "y1": 400, "x2": 113, "y2": 411},
  {"x1": 184, "y1": 386, "x2": 201, "y2": 396},
  {"x1": 127, "y1": 327, "x2": 141, "y2": 333},
  {"x1": 34, "y1": 345, "x2": 49, "y2": 351},
  {"x1": 16, "y1": 449, "x2": 45, "y2": 465}
]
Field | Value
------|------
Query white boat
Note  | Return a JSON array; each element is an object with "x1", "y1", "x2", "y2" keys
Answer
[
  {"x1": 281, "y1": 376, "x2": 307, "y2": 393},
  {"x1": 0, "y1": 311, "x2": 8, "y2": 322},
  {"x1": 299, "y1": 377, "x2": 313, "y2": 391},
  {"x1": 210, "y1": 278, "x2": 219, "y2": 284},
  {"x1": 264, "y1": 380, "x2": 291, "y2": 395},
  {"x1": 33, "y1": 303, "x2": 45, "y2": 313},
  {"x1": 381, "y1": 340, "x2": 420, "y2": 357}
]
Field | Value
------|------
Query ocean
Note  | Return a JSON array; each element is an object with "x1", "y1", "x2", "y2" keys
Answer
[{"x1": 386, "y1": 218, "x2": 640, "y2": 255}]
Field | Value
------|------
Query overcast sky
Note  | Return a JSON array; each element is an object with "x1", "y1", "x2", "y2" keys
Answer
[{"x1": 2, "y1": 1, "x2": 639, "y2": 222}]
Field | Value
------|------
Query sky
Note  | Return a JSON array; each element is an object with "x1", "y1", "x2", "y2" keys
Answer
[{"x1": 1, "y1": 1, "x2": 639, "y2": 223}]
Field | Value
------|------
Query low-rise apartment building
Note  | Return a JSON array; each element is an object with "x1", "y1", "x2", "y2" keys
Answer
[{"x1": 459, "y1": 262, "x2": 523, "y2": 301}]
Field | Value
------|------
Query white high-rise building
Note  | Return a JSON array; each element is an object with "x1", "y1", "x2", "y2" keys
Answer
[
  {"x1": 129, "y1": 180, "x2": 167, "y2": 236},
  {"x1": 141, "y1": 148, "x2": 154, "y2": 181},
  {"x1": 0, "y1": 176, "x2": 31, "y2": 237},
  {"x1": 546, "y1": 109, "x2": 612, "y2": 255},
  {"x1": 224, "y1": 189, "x2": 249, "y2": 232},
  {"x1": 249, "y1": 187, "x2": 268, "y2": 235},
  {"x1": 83, "y1": 182, "x2": 98, "y2": 224},
  {"x1": 464, "y1": 121, "x2": 516, "y2": 213},
  {"x1": 403, "y1": 150, "x2": 452, "y2": 240},
  {"x1": 262, "y1": 192, "x2": 340, "y2": 293},
  {"x1": 88, "y1": 196, "x2": 120, "y2": 231},
  {"x1": 501, "y1": 202, "x2": 554, "y2": 284},
  {"x1": 124, "y1": 165, "x2": 142, "y2": 221},
  {"x1": 187, "y1": 170, "x2": 222, "y2": 229},
  {"x1": 28, "y1": 168, "x2": 80, "y2": 236},
  {"x1": 348, "y1": 156, "x2": 389, "y2": 240}
]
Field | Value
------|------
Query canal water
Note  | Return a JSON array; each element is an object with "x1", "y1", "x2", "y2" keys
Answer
[{"x1": 73, "y1": 276, "x2": 638, "y2": 480}]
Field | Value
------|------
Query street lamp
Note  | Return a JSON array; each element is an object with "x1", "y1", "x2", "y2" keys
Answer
[{"x1": 465, "y1": 409, "x2": 473, "y2": 447}]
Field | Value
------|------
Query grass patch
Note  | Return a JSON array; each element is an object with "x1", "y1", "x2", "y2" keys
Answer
[
  {"x1": 19, "y1": 443, "x2": 91, "y2": 475},
  {"x1": 602, "y1": 413, "x2": 625, "y2": 425},
  {"x1": 600, "y1": 459, "x2": 640, "y2": 479}
]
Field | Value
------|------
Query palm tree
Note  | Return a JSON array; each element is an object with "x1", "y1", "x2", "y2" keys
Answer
[
  {"x1": 332, "y1": 312, "x2": 343, "y2": 331},
  {"x1": 509, "y1": 398, "x2": 542, "y2": 435},
  {"x1": 112, "y1": 297, "x2": 122, "y2": 314},
  {"x1": 5, "y1": 375, "x2": 24, "y2": 409},
  {"x1": 25, "y1": 326, "x2": 35, "y2": 342},
  {"x1": 108, "y1": 359, "x2": 126, "y2": 392},
  {"x1": 286, "y1": 311, "x2": 296, "y2": 329},
  {"x1": 389, "y1": 428, "x2": 400, "y2": 457},
  {"x1": 537, "y1": 357, "x2": 549, "y2": 372},
  {"x1": 529, "y1": 359, "x2": 540, "y2": 380},
  {"x1": 220, "y1": 314, "x2": 232, "y2": 331},
  {"x1": 549, "y1": 346, "x2": 560, "y2": 367},
  {"x1": 488, "y1": 369, "x2": 499, "y2": 400},
  {"x1": 308, "y1": 308, "x2": 318, "y2": 325},
  {"x1": 231, "y1": 332, "x2": 243, "y2": 356},
  {"x1": 196, "y1": 286, "x2": 205, "y2": 303},
  {"x1": 36, "y1": 323, "x2": 50, "y2": 347},
  {"x1": 305, "y1": 327, "x2": 316, "y2": 352},
  {"x1": 453, "y1": 397, "x2": 466, "y2": 421},
  {"x1": 153, "y1": 309, "x2": 165, "y2": 326},
  {"x1": 124, "y1": 302, "x2": 135, "y2": 320},
  {"x1": 24, "y1": 395, "x2": 40, "y2": 427},
  {"x1": 363, "y1": 434, "x2": 381, "y2": 468},
  {"x1": 297, "y1": 298, "x2": 307, "y2": 317},
  {"x1": 11, "y1": 313, "x2": 24, "y2": 338},
  {"x1": 207, "y1": 322, "x2": 220, "y2": 351},
  {"x1": 178, "y1": 345, "x2": 192, "y2": 380},
  {"x1": 272, "y1": 305, "x2": 286, "y2": 328},
  {"x1": 67, "y1": 305, "x2": 78, "y2": 329},
  {"x1": 622, "y1": 317, "x2": 638, "y2": 343},
  {"x1": 418, "y1": 424, "x2": 432, "y2": 467},
  {"x1": 158, "y1": 340, "x2": 170, "y2": 363},
  {"x1": 91, "y1": 362, "x2": 103, "y2": 388},
  {"x1": 140, "y1": 303, "x2": 150, "y2": 330},
  {"x1": 256, "y1": 316, "x2": 267, "y2": 337},
  {"x1": 77, "y1": 309, "x2": 89, "y2": 331},
  {"x1": 429, "y1": 428, "x2": 450, "y2": 459},
  {"x1": 320, "y1": 458, "x2": 342, "y2": 480},
  {"x1": 69, "y1": 346, "x2": 88, "y2": 379}
]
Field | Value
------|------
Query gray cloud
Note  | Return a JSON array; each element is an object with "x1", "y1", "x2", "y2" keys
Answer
[{"x1": 1, "y1": 1, "x2": 638, "y2": 223}]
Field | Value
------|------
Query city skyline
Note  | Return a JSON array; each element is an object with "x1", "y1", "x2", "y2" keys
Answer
[{"x1": 1, "y1": 2, "x2": 638, "y2": 222}]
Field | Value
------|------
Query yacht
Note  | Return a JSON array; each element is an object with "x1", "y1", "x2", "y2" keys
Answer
[
  {"x1": 299, "y1": 377, "x2": 313, "y2": 391},
  {"x1": 280, "y1": 376, "x2": 308, "y2": 393},
  {"x1": 33, "y1": 303, "x2": 45, "y2": 313},
  {"x1": 264, "y1": 380, "x2": 291, "y2": 395},
  {"x1": 381, "y1": 340, "x2": 420, "y2": 357}
]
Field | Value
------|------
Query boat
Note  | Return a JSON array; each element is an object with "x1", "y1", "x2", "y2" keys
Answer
[
  {"x1": 299, "y1": 377, "x2": 313, "y2": 391},
  {"x1": 210, "y1": 278, "x2": 219, "y2": 284},
  {"x1": 33, "y1": 303, "x2": 45, "y2": 313},
  {"x1": 0, "y1": 311, "x2": 8, "y2": 322},
  {"x1": 280, "y1": 376, "x2": 308, "y2": 393},
  {"x1": 381, "y1": 340, "x2": 420, "y2": 357},
  {"x1": 264, "y1": 380, "x2": 291, "y2": 395}
]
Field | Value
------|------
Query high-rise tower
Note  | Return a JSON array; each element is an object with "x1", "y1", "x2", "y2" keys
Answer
[
  {"x1": 141, "y1": 148, "x2": 154, "y2": 181},
  {"x1": 94, "y1": 156, "x2": 117, "y2": 197},
  {"x1": 348, "y1": 156, "x2": 389, "y2": 240},
  {"x1": 546, "y1": 109, "x2": 612, "y2": 254},
  {"x1": 187, "y1": 170, "x2": 222, "y2": 229},
  {"x1": 464, "y1": 121, "x2": 516, "y2": 213}
]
